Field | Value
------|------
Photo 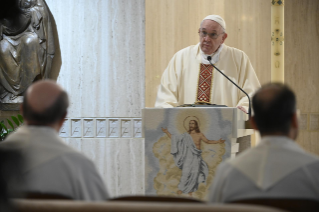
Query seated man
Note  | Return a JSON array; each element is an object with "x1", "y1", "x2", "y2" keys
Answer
[
  {"x1": 209, "y1": 83, "x2": 319, "y2": 202},
  {"x1": 0, "y1": 80, "x2": 109, "y2": 201}
]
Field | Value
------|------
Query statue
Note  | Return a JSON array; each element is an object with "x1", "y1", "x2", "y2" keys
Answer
[{"x1": 0, "y1": 0, "x2": 59, "y2": 110}]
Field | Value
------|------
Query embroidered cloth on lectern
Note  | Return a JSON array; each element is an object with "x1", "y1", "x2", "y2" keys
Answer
[{"x1": 197, "y1": 64, "x2": 214, "y2": 102}]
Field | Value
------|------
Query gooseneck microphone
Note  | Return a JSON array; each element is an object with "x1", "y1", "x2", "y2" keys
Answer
[{"x1": 207, "y1": 56, "x2": 251, "y2": 118}]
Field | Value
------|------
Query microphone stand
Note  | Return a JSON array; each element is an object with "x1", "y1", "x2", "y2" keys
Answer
[{"x1": 207, "y1": 56, "x2": 251, "y2": 119}]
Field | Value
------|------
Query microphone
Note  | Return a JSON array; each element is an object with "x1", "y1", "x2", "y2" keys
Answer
[{"x1": 207, "y1": 56, "x2": 251, "y2": 118}]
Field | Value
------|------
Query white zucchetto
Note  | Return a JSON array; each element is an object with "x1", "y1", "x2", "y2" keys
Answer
[{"x1": 202, "y1": 15, "x2": 226, "y2": 30}]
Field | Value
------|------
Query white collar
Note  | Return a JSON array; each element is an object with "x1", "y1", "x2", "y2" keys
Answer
[{"x1": 200, "y1": 44, "x2": 224, "y2": 65}]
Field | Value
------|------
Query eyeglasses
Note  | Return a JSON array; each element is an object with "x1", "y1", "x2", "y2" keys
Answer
[{"x1": 198, "y1": 30, "x2": 224, "y2": 39}]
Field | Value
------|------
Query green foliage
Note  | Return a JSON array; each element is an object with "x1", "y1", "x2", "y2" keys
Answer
[{"x1": 0, "y1": 115, "x2": 24, "y2": 141}]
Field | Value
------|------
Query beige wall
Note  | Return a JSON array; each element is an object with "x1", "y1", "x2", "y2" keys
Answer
[
  {"x1": 145, "y1": 0, "x2": 271, "y2": 107},
  {"x1": 285, "y1": 0, "x2": 319, "y2": 155}
]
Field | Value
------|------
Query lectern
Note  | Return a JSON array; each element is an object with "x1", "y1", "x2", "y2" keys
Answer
[{"x1": 143, "y1": 107, "x2": 253, "y2": 200}]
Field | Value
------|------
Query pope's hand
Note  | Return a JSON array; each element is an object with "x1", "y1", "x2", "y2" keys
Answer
[{"x1": 237, "y1": 106, "x2": 247, "y2": 114}]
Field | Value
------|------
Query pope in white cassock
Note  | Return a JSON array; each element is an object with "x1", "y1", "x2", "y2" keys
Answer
[{"x1": 155, "y1": 15, "x2": 261, "y2": 113}]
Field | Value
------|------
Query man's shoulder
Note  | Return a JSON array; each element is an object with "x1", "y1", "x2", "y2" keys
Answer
[
  {"x1": 226, "y1": 140, "x2": 319, "y2": 169},
  {"x1": 48, "y1": 141, "x2": 93, "y2": 165},
  {"x1": 4, "y1": 126, "x2": 29, "y2": 139},
  {"x1": 3, "y1": 126, "x2": 68, "y2": 147},
  {"x1": 59, "y1": 151, "x2": 95, "y2": 166},
  {"x1": 215, "y1": 158, "x2": 234, "y2": 174},
  {"x1": 223, "y1": 145, "x2": 259, "y2": 167},
  {"x1": 174, "y1": 44, "x2": 199, "y2": 57},
  {"x1": 222, "y1": 44, "x2": 247, "y2": 56},
  {"x1": 39, "y1": 146, "x2": 97, "y2": 174},
  {"x1": 1, "y1": 126, "x2": 89, "y2": 162},
  {"x1": 0, "y1": 127, "x2": 31, "y2": 148}
]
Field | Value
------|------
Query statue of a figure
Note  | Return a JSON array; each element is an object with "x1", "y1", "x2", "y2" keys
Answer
[{"x1": 0, "y1": 0, "x2": 58, "y2": 110}]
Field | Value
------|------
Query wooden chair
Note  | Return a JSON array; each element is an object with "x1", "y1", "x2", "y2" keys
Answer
[
  {"x1": 13, "y1": 200, "x2": 286, "y2": 212},
  {"x1": 231, "y1": 198, "x2": 319, "y2": 212},
  {"x1": 110, "y1": 195, "x2": 203, "y2": 203},
  {"x1": 25, "y1": 192, "x2": 72, "y2": 200}
]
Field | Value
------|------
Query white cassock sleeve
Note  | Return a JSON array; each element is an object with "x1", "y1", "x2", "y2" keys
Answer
[
  {"x1": 155, "y1": 54, "x2": 179, "y2": 108},
  {"x1": 236, "y1": 52, "x2": 260, "y2": 110}
]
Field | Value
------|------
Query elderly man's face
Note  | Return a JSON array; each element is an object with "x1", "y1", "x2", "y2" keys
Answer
[{"x1": 199, "y1": 20, "x2": 227, "y2": 55}]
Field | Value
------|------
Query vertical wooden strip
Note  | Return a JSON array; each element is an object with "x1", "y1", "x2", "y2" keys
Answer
[{"x1": 271, "y1": 0, "x2": 285, "y2": 82}]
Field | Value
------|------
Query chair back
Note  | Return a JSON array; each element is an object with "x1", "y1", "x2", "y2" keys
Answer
[
  {"x1": 110, "y1": 195, "x2": 203, "y2": 203},
  {"x1": 25, "y1": 192, "x2": 72, "y2": 200},
  {"x1": 13, "y1": 200, "x2": 287, "y2": 212},
  {"x1": 231, "y1": 198, "x2": 319, "y2": 212}
]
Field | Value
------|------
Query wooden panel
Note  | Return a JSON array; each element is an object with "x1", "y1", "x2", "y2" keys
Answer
[
  {"x1": 285, "y1": 0, "x2": 319, "y2": 155},
  {"x1": 145, "y1": 0, "x2": 271, "y2": 107}
]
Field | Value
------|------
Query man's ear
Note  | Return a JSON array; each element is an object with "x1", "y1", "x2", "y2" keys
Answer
[
  {"x1": 250, "y1": 116, "x2": 258, "y2": 131},
  {"x1": 221, "y1": 33, "x2": 228, "y2": 43},
  {"x1": 57, "y1": 112, "x2": 67, "y2": 130},
  {"x1": 291, "y1": 111, "x2": 299, "y2": 130},
  {"x1": 288, "y1": 111, "x2": 299, "y2": 140}
]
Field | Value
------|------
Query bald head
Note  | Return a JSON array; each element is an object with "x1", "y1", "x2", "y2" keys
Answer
[
  {"x1": 252, "y1": 83, "x2": 296, "y2": 135},
  {"x1": 22, "y1": 80, "x2": 69, "y2": 125},
  {"x1": 26, "y1": 80, "x2": 64, "y2": 113}
]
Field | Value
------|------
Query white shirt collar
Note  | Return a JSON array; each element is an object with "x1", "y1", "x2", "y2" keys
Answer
[{"x1": 200, "y1": 44, "x2": 224, "y2": 64}]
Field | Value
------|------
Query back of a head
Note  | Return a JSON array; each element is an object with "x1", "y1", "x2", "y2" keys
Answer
[
  {"x1": 252, "y1": 83, "x2": 296, "y2": 135},
  {"x1": 22, "y1": 80, "x2": 69, "y2": 125}
]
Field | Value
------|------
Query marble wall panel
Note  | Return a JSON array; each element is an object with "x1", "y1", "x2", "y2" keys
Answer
[
  {"x1": 63, "y1": 138, "x2": 144, "y2": 198},
  {"x1": 71, "y1": 119, "x2": 82, "y2": 137},
  {"x1": 46, "y1": 0, "x2": 145, "y2": 118},
  {"x1": 108, "y1": 119, "x2": 120, "y2": 138},
  {"x1": 42, "y1": 0, "x2": 146, "y2": 197},
  {"x1": 59, "y1": 118, "x2": 142, "y2": 138},
  {"x1": 133, "y1": 119, "x2": 143, "y2": 138},
  {"x1": 83, "y1": 119, "x2": 95, "y2": 137},
  {"x1": 96, "y1": 119, "x2": 107, "y2": 138},
  {"x1": 60, "y1": 117, "x2": 144, "y2": 196},
  {"x1": 59, "y1": 119, "x2": 70, "y2": 137}
]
